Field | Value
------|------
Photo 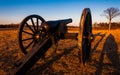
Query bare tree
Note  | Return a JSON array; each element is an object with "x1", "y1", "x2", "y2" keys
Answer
[{"x1": 103, "y1": 7, "x2": 120, "y2": 30}]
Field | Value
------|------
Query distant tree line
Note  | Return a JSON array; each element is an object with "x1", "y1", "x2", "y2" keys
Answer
[
  {"x1": 67, "y1": 26, "x2": 79, "y2": 31},
  {"x1": 0, "y1": 24, "x2": 19, "y2": 28},
  {"x1": 1, "y1": 22, "x2": 120, "y2": 30},
  {"x1": 93, "y1": 22, "x2": 120, "y2": 30}
]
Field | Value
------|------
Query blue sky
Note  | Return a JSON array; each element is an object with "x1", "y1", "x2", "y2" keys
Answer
[{"x1": 0, "y1": 0, "x2": 120, "y2": 26}]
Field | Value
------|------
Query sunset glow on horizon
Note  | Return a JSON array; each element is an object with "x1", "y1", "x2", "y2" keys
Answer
[{"x1": 0, "y1": 0, "x2": 120, "y2": 26}]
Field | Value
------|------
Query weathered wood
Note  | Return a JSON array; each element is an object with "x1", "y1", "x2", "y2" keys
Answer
[{"x1": 10, "y1": 36, "x2": 53, "y2": 75}]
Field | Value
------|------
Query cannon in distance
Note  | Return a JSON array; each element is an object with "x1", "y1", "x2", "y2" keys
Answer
[{"x1": 11, "y1": 8, "x2": 93, "y2": 75}]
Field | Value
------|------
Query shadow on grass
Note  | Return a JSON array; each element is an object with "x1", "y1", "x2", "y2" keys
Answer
[
  {"x1": 95, "y1": 34, "x2": 120, "y2": 75},
  {"x1": 26, "y1": 45, "x2": 77, "y2": 75},
  {"x1": 91, "y1": 33, "x2": 106, "y2": 54}
]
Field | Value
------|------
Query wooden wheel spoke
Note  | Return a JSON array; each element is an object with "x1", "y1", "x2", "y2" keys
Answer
[
  {"x1": 22, "y1": 37, "x2": 33, "y2": 41},
  {"x1": 25, "y1": 23, "x2": 34, "y2": 33},
  {"x1": 22, "y1": 30, "x2": 33, "y2": 35},
  {"x1": 36, "y1": 18, "x2": 39, "y2": 31},
  {"x1": 22, "y1": 31, "x2": 33, "y2": 35},
  {"x1": 25, "y1": 40, "x2": 34, "y2": 50},
  {"x1": 31, "y1": 18, "x2": 36, "y2": 31}
]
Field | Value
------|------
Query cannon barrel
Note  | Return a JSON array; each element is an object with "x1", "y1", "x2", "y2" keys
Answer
[
  {"x1": 43, "y1": 18, "x2": 72, "y2": 32},
  {"x1": 57, "y1": 18, "x2": 72, "y2": 23}
]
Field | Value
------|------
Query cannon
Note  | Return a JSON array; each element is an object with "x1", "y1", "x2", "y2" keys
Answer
[
  {"x1": 18, "y1": 15, "x2": 73, "y2": 54},
  {"x1": 10, "y1": 8, "x2": 93, "y2": 75}
]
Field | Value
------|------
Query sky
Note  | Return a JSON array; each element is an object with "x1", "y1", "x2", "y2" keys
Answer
[{"x1": 0, "y1": 0, "x2": 120, "y2": 26}]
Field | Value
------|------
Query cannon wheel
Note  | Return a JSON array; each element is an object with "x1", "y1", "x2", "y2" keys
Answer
[
  {"x1": 78, "y1": 8, "x2": 92, "y2": 65},
  {"x1": 18, "y1": 15, "x2": 46, "y2": 54}
]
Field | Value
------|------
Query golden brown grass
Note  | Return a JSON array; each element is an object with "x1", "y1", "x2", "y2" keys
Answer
[{"x1": 0, "y1": 29, "x2": 120, "y2": 75}]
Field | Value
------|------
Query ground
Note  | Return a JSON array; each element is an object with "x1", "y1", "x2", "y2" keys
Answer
[{"x1": 0, "y1": 29, "x2": 120, "y2": 75}]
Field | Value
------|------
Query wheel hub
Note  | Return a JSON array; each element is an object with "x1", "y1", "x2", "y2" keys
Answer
[
  {"x1": 88, "y1": 34, "x2": 94, "y2": 43},
  {"x1": 33, "y1": 32, "x2": 41, "y2": 42},
  {"x1": 35, "y1": 34, "x2": 40, "y2": 39}
]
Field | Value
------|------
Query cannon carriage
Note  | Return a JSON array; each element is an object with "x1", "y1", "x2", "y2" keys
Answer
[{"x1": 11, "y1": 8, "x2": 94, "y2": 75}]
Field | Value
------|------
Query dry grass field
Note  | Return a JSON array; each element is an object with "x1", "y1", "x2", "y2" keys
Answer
[{"x1": 0, "y1": 28, "x2": 120, "y2": 75}]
